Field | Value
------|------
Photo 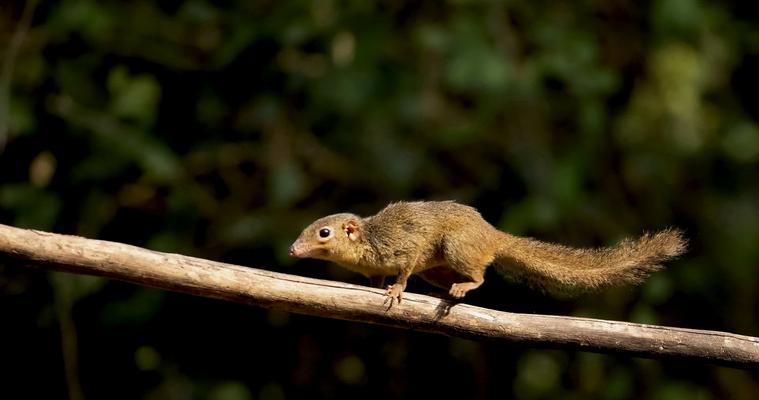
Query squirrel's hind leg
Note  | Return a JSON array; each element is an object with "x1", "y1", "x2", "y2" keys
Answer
[
  {"x1": 417, "y1": 265, "x2": 484, "y2": 299},
  {"x1": 442, "y1": 236, "x2": 495, "y2": 298},
  {"x1": 448, "y1": 274, "x2": 484, "y2": 298}
]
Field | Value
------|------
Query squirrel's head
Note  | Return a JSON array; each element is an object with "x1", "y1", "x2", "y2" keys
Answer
[{"x1": 289, "y1": 213, "x2": 364, "y2": 263}]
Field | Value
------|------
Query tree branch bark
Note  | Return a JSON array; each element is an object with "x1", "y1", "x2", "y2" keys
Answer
[{"x1": 0, "y1": 223, "x2": 757, "y2": 369}]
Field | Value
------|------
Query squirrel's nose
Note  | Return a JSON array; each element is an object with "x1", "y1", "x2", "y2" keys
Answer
[{"x1": 288, "y1": 245, "x2": 297, "y2": 257}]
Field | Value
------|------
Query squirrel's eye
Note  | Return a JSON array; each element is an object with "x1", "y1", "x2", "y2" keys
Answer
[{"x1": 319, "y1": 228, "x2": 331, "y2": 238}]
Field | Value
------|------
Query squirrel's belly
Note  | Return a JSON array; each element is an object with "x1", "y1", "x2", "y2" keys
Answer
[{"x1": 338, "y1": 253, "x2": 446, "y2": 277}]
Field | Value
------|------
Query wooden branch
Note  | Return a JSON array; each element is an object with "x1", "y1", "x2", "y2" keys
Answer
[{"x1": 1, "y1": 224, "x2": 757, "y2": 369}]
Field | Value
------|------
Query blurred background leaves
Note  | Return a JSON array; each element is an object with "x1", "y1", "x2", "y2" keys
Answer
[{"x1": 1, "y1": 0, "x2": 758, "y2": 399}]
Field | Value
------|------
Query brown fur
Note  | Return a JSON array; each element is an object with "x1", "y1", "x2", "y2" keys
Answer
[{"x1": 289, "y1": 201, "x2": 686, "y2": 302}]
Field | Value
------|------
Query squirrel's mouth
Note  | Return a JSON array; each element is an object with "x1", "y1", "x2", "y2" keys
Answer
[
  {"x1": 288, "y1": 244, "x2": 305, "y2": 257},
  {"x1": 288, "y1": 246, "x2": 298, "y2": 257}
]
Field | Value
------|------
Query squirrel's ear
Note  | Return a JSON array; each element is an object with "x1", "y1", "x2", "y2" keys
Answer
[{"x1": 343, "y1": 220, "x2": 360, "y2": 241}]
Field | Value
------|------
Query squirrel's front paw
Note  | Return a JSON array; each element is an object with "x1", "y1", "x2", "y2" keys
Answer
[{"x1": 384, "y1": 284, "x2": 405, "y2": 308}]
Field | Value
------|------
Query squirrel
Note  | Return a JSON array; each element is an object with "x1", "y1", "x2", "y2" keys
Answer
[{"x1": 288, "y1": 201, "x2": 686, "y2": 305}]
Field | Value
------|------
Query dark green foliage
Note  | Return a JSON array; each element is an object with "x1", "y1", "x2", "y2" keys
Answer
[{"x1": 1, "y1": 0, "x2": 758, "y2": 398}]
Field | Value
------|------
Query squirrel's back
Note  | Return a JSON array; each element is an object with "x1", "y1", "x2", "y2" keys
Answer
[{"x1": 365, "y1": 201, "x2": 493, "y2": 237}]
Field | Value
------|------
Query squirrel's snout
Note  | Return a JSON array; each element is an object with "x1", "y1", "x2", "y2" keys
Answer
[{"x1": 289, "y1": 240, "x2": 308, "y2": 257}]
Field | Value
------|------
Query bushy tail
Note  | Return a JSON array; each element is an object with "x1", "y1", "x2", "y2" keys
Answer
[{"x1": 494, "y1": 228, "x2": 686, "y2": 296}]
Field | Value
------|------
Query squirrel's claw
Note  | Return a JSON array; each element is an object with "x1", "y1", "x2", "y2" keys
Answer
[{"x1": 384, "y1": 284, "x2": 404, "y2": 308}]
